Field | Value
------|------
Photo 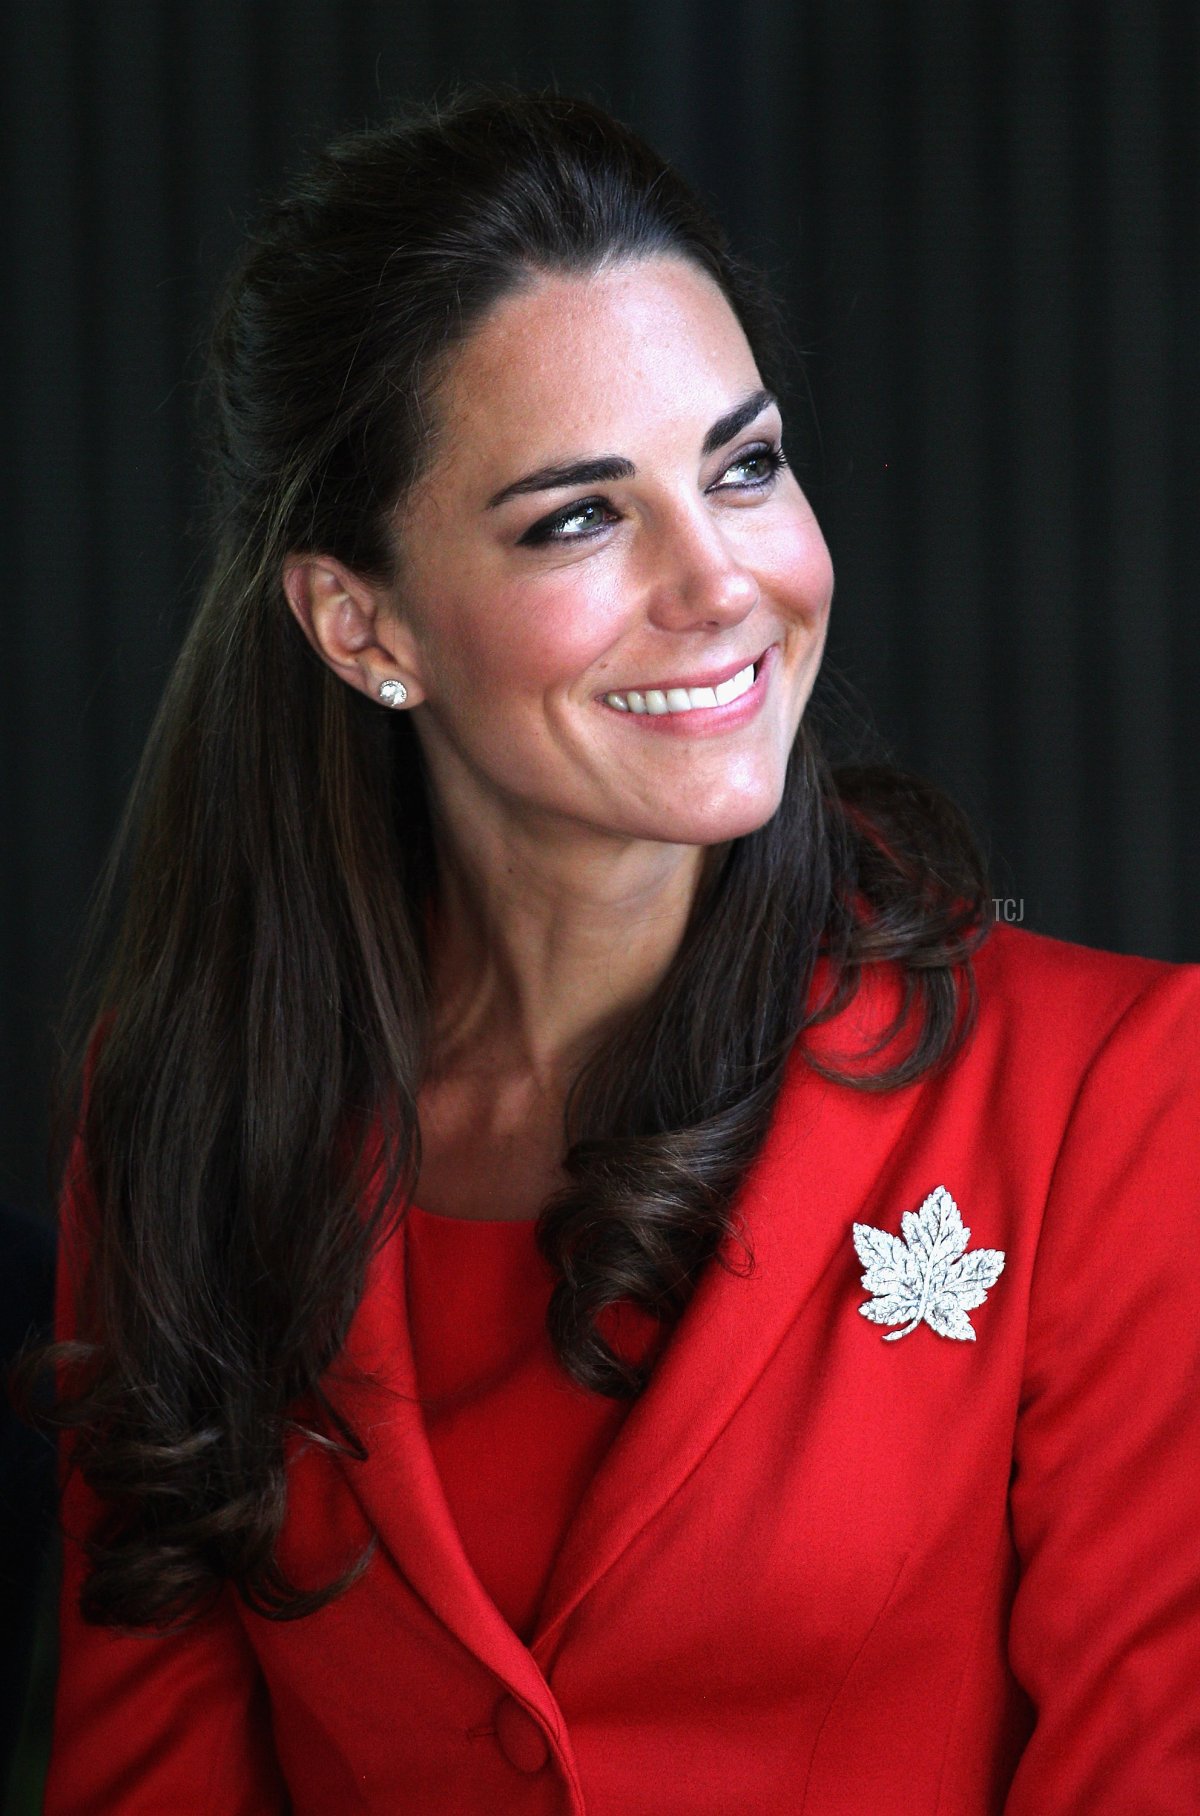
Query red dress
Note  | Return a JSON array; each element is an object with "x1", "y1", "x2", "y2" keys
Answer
[{"x1": 404, "y1": 1203, "x2": 662, "y2": 1645}]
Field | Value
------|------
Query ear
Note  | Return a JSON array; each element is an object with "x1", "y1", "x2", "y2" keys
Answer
[{"x1": 281, "y1": 554, "x2": 427, "y2": 708}]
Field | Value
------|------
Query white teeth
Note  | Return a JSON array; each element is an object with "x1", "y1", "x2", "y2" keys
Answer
[
  {"x1": 603, "y1": 661, "x2": 757, "y2": 716},
  {"x1": 715, "y1": 664, "x2": 754, "y2": 705}
]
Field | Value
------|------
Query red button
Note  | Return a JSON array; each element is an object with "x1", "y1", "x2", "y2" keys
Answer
[{"x1": 493, "y1": 1694, "x2": 550, "y2": 1774}]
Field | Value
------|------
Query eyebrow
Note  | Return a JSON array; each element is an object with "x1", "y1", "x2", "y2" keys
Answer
[{"x1": 484, "y1": 386, "x2": 779, "y2": 510}]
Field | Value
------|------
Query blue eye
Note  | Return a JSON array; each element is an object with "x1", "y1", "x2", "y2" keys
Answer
[
  {"x1": 518, "y1": 440, "x2": 789, "y2": 548},
  {"x1": 722, "y1": 444, "x2": 789, "y2": 487},
  {"x1": 519, "y1": 497, "x2": 617, "y2": 544}
]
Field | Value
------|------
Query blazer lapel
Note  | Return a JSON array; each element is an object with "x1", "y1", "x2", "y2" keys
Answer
[
  {"x1": 329, "y1": 1220, "x2": 554, "y2": 1710},
  {"x1": 530, "y1": 959, "x2": 928, "y2": 1657}
]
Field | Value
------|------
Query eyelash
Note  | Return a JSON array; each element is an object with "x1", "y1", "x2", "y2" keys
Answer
[{"x1": 518, "y1": 440, "x2": 790, "y2": 548}]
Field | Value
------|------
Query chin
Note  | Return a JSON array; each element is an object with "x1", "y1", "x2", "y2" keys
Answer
[{"x1": 636, "y1": 782, "x2": 788, "y2": 849}]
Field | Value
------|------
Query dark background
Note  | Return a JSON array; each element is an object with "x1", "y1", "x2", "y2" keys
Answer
[{"x1": 3, "y1": 0, "x2": 1198, "y2": 1227}]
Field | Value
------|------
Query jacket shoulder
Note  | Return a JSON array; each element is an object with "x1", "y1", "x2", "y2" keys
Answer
[
  {"x1": 968, "y1": 919, "x2": 1200, "y2": 1059},
  {"x1": 801, "y1": 920, "x2": 1196, "y2": 1086}
]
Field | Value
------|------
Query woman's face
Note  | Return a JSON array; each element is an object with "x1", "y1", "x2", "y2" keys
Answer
[{"x1": 385, "y1": 255, "x2": 833, "y2": 858}]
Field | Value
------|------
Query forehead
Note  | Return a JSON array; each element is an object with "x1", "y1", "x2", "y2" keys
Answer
[{"x1": 426, "y1": 255, "x2": 762, "y2": 485}]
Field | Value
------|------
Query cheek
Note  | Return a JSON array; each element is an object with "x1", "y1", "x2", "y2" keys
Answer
[
  {"x1": 514, "y1": 578, "x2": 627, "y2": 688},
  {"x1": 433, "y1": 578, "x2": 618, "y2": 708},
  {"x1": 770, "y1": 517, "x2": 834, "y2": 629}
]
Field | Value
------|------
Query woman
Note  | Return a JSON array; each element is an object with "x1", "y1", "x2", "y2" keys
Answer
[{"x1": 39, "y1": 85, "x2": 1200, "y2": 1812}]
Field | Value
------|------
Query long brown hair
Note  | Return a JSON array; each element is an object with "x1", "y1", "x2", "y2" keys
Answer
[{"x1": 23, "y1": 82, "x2": 993, "y2": 1631}]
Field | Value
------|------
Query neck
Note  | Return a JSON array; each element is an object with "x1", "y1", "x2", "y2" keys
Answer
[{"x1": 423, "y1": 808, "x2": 717, "y2": 1094}]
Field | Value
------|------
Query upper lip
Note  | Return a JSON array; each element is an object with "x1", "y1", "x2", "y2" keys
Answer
[{"x1": 598, "y1": 644, "x2": 772, "y2": 698}]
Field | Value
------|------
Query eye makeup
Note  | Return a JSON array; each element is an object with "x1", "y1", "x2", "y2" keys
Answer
[{"x1": 516, "y1": 440, "x2": 790, "y2": 549}]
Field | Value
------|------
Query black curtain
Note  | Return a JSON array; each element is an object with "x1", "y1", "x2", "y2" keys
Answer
[{"x1": 3, "y1": 0, "x2": 1197, "y2": 1220}]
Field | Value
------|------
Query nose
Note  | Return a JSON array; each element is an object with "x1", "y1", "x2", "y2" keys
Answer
[{"x1": 642, "y1": 499, "x2": 761, "y2": 634}]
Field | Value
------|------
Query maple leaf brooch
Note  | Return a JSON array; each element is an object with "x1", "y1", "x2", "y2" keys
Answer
[{"x1": 852, "y1": 1186, "x2": 1005, "y2": 1342}]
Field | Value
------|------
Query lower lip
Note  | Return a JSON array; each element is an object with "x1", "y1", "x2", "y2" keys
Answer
[{"x1": 598, "y1": 644, "x2": 777, "y2": 738}]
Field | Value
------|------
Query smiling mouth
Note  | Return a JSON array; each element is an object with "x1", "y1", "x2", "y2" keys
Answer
[{"x1": 601, "y1": 652, "x2": 766, "y2": 716}]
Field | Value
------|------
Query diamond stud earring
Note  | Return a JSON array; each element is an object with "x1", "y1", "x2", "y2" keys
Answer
[{"x1": 379, "y1": 679, "x2": 408, "y2": 708}]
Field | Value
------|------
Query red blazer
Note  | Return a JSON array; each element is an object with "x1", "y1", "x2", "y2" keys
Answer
[{"x1": 46, "y1": 923, "x2": 1200, "y2": 1813}]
